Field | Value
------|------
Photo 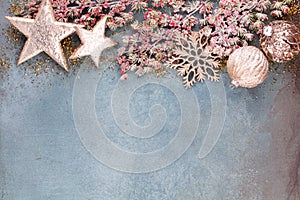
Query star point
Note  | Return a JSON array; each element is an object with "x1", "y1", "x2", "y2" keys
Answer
[
  {"x1": 5, "y1": 0, "x2": 83, "y2": 71},
  {"x1": 69, "y1": 16, "x2": 117, "y2": 67}
]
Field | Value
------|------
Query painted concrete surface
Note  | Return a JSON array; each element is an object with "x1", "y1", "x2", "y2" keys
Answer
[{"x1": 1, "y1": 1, "x2": 300, "y2": 200}]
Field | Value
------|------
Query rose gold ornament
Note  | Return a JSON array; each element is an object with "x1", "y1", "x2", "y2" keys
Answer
[
  {"x1": 260, "y1": 20, "x2": 300, "y2": 63},
  {"x1": 227, "y1": 46, "x2": 269, "y2": 88}
]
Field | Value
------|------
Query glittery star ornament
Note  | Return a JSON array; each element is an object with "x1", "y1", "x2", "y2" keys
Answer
[
  {"x1": 5, "y1": 0, "x2": 83, "y2": 71},
  {"x1": 69, "y1": 16, "x2": 117, "y2": 67}
]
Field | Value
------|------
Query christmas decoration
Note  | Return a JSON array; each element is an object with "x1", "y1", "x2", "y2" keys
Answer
[
  {"x1": 167, "y1": 28, "x2": 220, "y2": 88},
  {"x1": 20, "y1": 1, "x2": 291, "y2": 78},
  {"x1": 117, "y1": 0, "x2": 276, "y2": 78},
  {"x1": 69, "y1": 16, "x2": 117, "y2": 67},
  {"x1": 117, "y1": 25, "x2": 175, "y2": 80},
  {"x1": 260, "y1": 20, "x2": 300, "y2": 63},
  {"x1": 201, "y1": 0, "x2": 271, "y2": 57},
  {"x1": 227, "y1": 46, "x2": 269, "y2": 88},
  {"x1": 5, "y1": 0, "x2": 83, "y2": 71},
  {"x1": 4, "y1": 0, "x2": 299, "y2": 89}
]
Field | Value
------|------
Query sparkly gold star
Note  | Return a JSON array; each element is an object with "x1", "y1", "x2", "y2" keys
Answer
[
  {"x1": 69, "y1": 16, "x2": 117, "y2": 67},
  {"x1": 5, "y1": 0, "x2": 83, "y2": 71}
]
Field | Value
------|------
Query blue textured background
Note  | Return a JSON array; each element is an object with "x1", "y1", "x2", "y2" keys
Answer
[{"x1": 1, "y1": 1, "x2": 300, "y2": 199}]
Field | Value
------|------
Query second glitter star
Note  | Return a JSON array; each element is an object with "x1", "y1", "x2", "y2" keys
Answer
[{"x1": 69, "y1": 16, "x2": 117, "y2": 68}]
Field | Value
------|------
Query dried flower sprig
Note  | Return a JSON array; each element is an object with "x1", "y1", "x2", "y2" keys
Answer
[
  {"x1": 270, "y1": 0, "x2": 296, "y2": 18},
  {"x1": 117, "y1": 24, "x2": 175, "y2": 79},
  {"x1": 22, "y1": 0, "x2": 214, "y2": 30},
  {"x1": 23, "y1": 0, "x2": 135, "y2": 29},
  {"x1": 200, "y1": 0, "x2": 272, "y2": 57}
]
